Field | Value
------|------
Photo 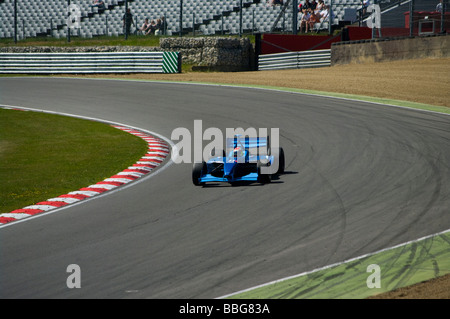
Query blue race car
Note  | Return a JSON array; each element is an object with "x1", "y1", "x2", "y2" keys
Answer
[{"x1": 192, "y1": 135, "x2": 285, "y2": 186}]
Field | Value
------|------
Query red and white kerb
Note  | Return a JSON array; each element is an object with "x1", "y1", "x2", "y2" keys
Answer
[{"x1": 0, "y1": 125, "x2": 169, "y2": 225}]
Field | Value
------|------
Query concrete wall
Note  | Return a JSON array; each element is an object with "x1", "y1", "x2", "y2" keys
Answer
[
  {"x1": 331, "y1": 34, "x2": 450, "y2": 65},
  {"x1": 160, "y1": 37, "x2": 253, "y2": 71}
]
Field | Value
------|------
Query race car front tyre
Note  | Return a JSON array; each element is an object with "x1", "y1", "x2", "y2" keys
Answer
[
  {"x1": 257, "y1": 161, "x2": 271, "y2": 184},
  {"x1": 192, "y1": 161, "x2": 206, "y2": 186}
]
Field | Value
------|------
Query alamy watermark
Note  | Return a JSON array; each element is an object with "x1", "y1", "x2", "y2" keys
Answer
[
  {"x1": 366, "y1": 4, "x2": 381, "y2": 29},
  {"x1": 67, "y1": 4, "x2": 81, "y2": 29},
  {"x1": 66, "y1": 264, "x2": 81, "y2": 289},
  {"x1": 171, "y1": 120, "x2": 280, "y2": 174},
  {"x1": 366, "y1": 264, "x2": 381, "y2": 289}
]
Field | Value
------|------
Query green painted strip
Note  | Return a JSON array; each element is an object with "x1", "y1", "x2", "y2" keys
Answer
[
  {"x1": 225, "y1": 231, "x2": 450, "y2": 299},
  {"x1": 196, "y1": 82, "x2": 450, "y2": 115},
  {"x1": 162, "y1": 52, "x2": 179, "y2": 74}
]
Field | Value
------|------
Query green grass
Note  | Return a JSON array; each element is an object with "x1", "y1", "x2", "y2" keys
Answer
[
  {"x1": 0, "y1": 34, "x2": 255, "y2": 48},
  {"x1": 228, "y1": 232, "x2": 450, "y2": 299},
  {"x1": 0, "y1": 108, "x2": 148, "y2": 214},
  {"x1": 0, "y1": 34, "x2": 162, "y2": 47}
]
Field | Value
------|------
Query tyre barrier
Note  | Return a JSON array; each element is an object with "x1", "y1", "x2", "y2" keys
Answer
[
  {"x1": 258, "y1": 49, "x2": 331, "y2": 71},
  {"x1": 0, "y1": 51, "x2": 181, "y2": 74}
]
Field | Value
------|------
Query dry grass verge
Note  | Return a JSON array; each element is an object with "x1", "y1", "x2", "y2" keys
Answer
[{"x1": 62, "y1": 57, "x2": 450, "y2": 108}]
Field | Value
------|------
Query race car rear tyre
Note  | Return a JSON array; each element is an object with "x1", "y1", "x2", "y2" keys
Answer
[
  {"x1": 257, "y1": 161, "x2": 271, "y2": 184},
  {"x1": 277, "y1": 147, "x2": 285, "y2": 174},
  {"x1": 192, "y1": 161, "x2": 206, "y2": 186}
]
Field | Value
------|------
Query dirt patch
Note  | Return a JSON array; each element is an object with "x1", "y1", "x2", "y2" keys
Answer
[
  {"x1": 59, "y1": 57, "x2": 450, "y2": 298},
  {"x1": 369, "y1": 273, "x2": 450, "y2": 299}
]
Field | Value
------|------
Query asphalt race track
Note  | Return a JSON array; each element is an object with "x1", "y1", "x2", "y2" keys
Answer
[{"x1": 0, "y1": 77, "x2": 449, "y2": 298}]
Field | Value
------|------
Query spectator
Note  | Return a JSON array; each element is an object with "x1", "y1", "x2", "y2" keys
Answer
[
  {"x1": 145, "y1": 20, "x2": 156, "y2": 35},
  {"x1": 122, "y1": 8, "x2": 135, "y2": 37},
  {"x1": 300, "y1": 8, "x2": 312, "y2": 32},
  {"x1": 319, "y1": 5, "x2": 330, "y2": 22},
  {"x1": 90, "y1": 0, "x2": 105, "y2": 12},
  {"x1": 302, "y1": 0, "x2": 313, "y2": 11},
  {"x1": 154, "y1": 18, "x2": 162, "y2": 35},
  {"x1": 139, "y1": 18, "x2": 150, "y2": 35},
  {"x1": 268, "y1": 0, "x2": 283, "y2": 6},
  {"x1": 160, "y1": 16, "x2": 167, "y2": 35},
  {"x1": 436, "y1": 0, "x2": 443, "y2": 13},
  {"x1": 309, "y1": 9, "x2": 321, "y2": 32},
  {"x1": 315, "y1": 0, "x2": 325, "y2": 13},
  {"x1": 299, "y1": 1, "x2": 311, "y2": 32},
  {"x1": 362, "y1": 0, "x2": 370, "y2": 15}
]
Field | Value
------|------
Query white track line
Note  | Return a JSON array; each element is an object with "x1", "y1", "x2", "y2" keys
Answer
[{"x1": 217, "y1": 228, "x2": 450, "y2": 299}]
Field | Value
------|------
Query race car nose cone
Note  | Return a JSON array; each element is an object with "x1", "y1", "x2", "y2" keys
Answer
[{"x1": 223, "y1": 162, "x2": 234, "y2": 178}]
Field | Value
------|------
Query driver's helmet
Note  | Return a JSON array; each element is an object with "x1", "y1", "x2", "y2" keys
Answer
[{"x1": 233, "y1": 146, "x2": 244, "y2": 157}]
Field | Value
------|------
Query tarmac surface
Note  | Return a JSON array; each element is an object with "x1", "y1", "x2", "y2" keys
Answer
[{"x1": 0, "y1": 77, "x2": 449, "y2": 298}]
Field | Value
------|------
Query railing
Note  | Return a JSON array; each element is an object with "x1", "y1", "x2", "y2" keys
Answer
[
  {"x1": 0, "y1": 51, "x2": 181, "y2": 74},
  {"x1": 258, "y1": 49, "x2": 331, "y2": 71}
]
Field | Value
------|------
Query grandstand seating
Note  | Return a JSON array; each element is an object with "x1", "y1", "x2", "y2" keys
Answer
[
  {"x1": 0, "y1": 0, "x2": 338, "y2": 39},
  {"x1": 0, "y1": 0, "x2": 439, "y2": 40}
]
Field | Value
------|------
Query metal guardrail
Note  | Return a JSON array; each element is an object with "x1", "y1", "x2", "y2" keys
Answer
[
  {"x1": 0, "y1": 51, "x2": 181, "y2": 74},
  {"x1": 258, "y1": 49, "x2": 331, "y2": 71}
]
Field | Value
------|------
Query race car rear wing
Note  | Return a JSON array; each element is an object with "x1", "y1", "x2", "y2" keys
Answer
[{"x1": 226, "y1": 135, "x2": 270, "y2": 150}]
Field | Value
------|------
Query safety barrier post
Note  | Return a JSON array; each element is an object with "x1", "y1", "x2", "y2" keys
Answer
[
  {"x1": 409, "y1": 0, "x2": 414, "y2": 37},
  {"x1": 292, "y1": 0, "x2": 298, "y2": 35},
  {"x1": 179, "y1": 0, "x2": 183, "y2": 37}
]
